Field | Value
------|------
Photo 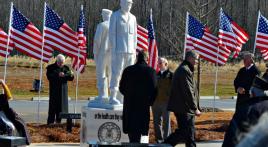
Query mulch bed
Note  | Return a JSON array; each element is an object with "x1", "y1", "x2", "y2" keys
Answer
[{"x1": 27, "y1": 111, "x2": 234, "y2": 143}]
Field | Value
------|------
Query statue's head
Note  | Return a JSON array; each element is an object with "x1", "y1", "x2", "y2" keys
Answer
[
  {"x1": 102, "y1": 9, "x2": 112, "y2": 22},
  {"x1": 120, "y1": 0, "x2": 133, "y2": 13}
]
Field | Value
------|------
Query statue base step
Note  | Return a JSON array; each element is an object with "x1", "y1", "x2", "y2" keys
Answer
[{"x1": 88, "y1": 97, "x2": 123, "y2": 110}]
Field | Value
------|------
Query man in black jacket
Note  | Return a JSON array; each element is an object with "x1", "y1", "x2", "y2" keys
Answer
[
  {"x1": 164, "y1": 50, "x2": 201, "y2": 147},
  {"x1": 234, "y1": 52, "x2": 260, "y2": 110},
  {"x1": 223, "y1": 76, "x2": 268, "y2": 147},
  {"x1": 46, "y1": 54, "x2": 74, "y2": 125},
  {"x1": 119, "y1": 51, "x2": 157, "y2": 143}
]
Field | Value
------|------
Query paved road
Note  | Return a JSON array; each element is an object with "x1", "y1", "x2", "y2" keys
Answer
[{"x1": 9, "y1": 99, "x2": 236, "y2": 123}]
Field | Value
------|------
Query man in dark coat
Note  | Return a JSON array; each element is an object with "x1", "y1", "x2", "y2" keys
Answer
[
  {"x1": 234, "y1": 52, "x2": 260, "y2": 110},
  {"x1": 223, "y1": 76, "x2": 268, "y2": 147},
  {"x1": 46, "y1": 54, "x2": 74, "y2": 125},
  {"x1": 119, "y1": 51, "x2": 157, "y2": 143},
  {"x1": 164, "y1": 50, "x2": 201, "y2": 147}
]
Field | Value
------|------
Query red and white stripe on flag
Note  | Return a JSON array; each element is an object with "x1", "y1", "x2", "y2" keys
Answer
[
  {"x1": 0, "y1": 28, "x2": 13, "y2": 57},
  {"x1": 186, "y1": 33, "x2": 231, "y2": 65},
  {"x1": 218, "y1": 9, "x2": 249, "y2": 58},
  {"x1": 147, "y1": 10, "x2": 159, "y2": 71},
  {"x1": 256, "y1": 13, "x2": 268, "y2": 60},
  {"x1": 11, "y1": 6, "x2": 52, "y2": 62},
  {"x1": 137, "y1": 25, "x2": 148, "y2": 51},
  {"x1": 44, "y1": 5, "x2": 82, "y2": 60},
  {"x1": 72, "y1": 7, "x2": 87, "y2": 73},
  {"x1": 72, "y1": 28, "x2": 87, "y2": 73},
  {"x1": 186, "y1": 14, "x2": 230, "y2": 65}
]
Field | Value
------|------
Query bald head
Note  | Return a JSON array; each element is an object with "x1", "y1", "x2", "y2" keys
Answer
[{"x1": 56, "y1": 54, "x2": 65, "y2": 67}]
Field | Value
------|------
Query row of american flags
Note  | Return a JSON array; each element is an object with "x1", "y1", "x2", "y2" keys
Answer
[
  {"x1": 138, "y1": 8, "x2": 268, "y2": 69},
  {"x1": 0, "y1": 3, "x2": 160, "y2": 73},
  {"x1": 3, "y1": 4, "x2": 268, "y2": 73},
  {"x1": 0, "y1": 3, "x2": 87, "y2": 73},
  {"x1": 185, "y1": 8, "x2": 268, "y2": 65}
]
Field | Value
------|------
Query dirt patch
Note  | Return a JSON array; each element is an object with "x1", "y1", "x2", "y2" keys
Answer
[{"x1": 28, "y1": 112, "x2": 233, "y2": 143}]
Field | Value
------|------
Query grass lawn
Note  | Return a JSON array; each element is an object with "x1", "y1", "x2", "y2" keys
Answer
[{"x1": 1, "y1": 56, "x2": 266, "y2": 100}]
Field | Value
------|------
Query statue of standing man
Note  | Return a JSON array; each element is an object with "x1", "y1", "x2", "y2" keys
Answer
[
  {"x1": 109, "y1": 0, "x2": 137, "y2": 105},
  {"x1": 93, "y1": 9, "x2": 113, "y2": 103}
]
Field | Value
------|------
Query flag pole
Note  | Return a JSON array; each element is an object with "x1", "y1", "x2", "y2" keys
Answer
[
  {"x1": 253, "y1": 10, "x2": 261, "y2": 55},
  {"x1": 74, "y1": 5, "x2": 83, "y2": 114},
  {"x1": 3, "y1": 2, "x2": 13, "y2": 82},
  {"x1": 36, "y1": 2, "x2": 47, "y2": 124},
  {"x1": 183, "y1": 12, "x2": 189, "y2": 60},
  {"x1": 212, "y1": 7, "x2": 224, "y2": 126}
]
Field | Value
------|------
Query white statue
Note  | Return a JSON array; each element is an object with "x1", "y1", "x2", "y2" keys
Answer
[
  {"x1": 109, "y1": 0, "x2": 137, "y2": 105},
  {"x1": 93, "y1": 9, "x2": 113, "y2": 103}
]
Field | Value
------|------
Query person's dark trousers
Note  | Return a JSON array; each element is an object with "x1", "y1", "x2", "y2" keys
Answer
[
  {"x1": 47, "y1": 108, "x2": 55, "y2": 125},
  {"x1": 164, "y1": 113, "x2": 196, "y2": 147},
  {"x1": 47, "y1": 110, "x2": 61, "y2": 124},
  {"x1": 128, "y1": 132, "x2": 142, "y2": 143},
  {"x1": 47, "y1": 98, "x2": 62, "y2": 124}
]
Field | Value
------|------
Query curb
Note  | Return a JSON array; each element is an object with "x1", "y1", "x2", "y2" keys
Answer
[{"x1": 31, "y1": 97, "x2": 72, "y2": 101}]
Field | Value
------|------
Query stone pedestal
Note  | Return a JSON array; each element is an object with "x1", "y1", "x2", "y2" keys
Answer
[{"x1": 80, "y1": 106, "x2": 128, "y2": 147}]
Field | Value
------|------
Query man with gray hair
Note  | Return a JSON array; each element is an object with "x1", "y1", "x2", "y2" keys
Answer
[
  {"x1": 234, "y1": 52, "x2": 260, "y2": 110},
  {"x1": 46, "y1": 54, "x2": 74, "y2": 125},
  {"x1": 223, "y1": 76, "x2": 268, "y2": 147},
  {"x1": 152, "y1": 57, "x2": 173, "y2": 143}
]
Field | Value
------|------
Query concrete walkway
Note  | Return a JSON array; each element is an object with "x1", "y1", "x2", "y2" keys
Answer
[{"x1": 9, "y1": 99, "x2": 236, "y2": 123}]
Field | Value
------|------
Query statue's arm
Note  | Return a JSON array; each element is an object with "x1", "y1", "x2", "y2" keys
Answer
[
  {"x1": 134, "y1": 17, "x2": 137, "y2": 49},
  {"x1": 93, "y1": 24, "x2": 102, "y2": 59},
  {"x1": 109, "y1": 13, "x2": 116, "y2": 54}
]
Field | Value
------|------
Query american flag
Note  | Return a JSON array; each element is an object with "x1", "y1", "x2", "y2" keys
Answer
[
  {"x1": 0, "y1": 28, "x2": 13, "y2": 57},
  {"x1": 147, "y1": 9, "x2": 159, "y2": 71},
  {"x1": 137, "y1": 25, "x2": 148, "y2": 52},
  {"x1": 185, "y1": 14, "x2": 230, "y2": 65},
  {"x1": 256, "y1": 12, "x2": 268, "y2": 60},
  {"x1": 10, "y1": 6, "x2": 51, "y2": 62},
  {"x1": 44, "y1": 5, "x2": 81, "y2": 59},
  {"x1": 218, "y1": 9, "x2": 249, "y2": 58},
  {"x1": 72, "y1": 6, "x2": 87, "y2": 73}
]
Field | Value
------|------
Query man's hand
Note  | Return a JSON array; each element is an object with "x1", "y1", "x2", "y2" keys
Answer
[
  {"x1": 59, "y1": 72, "x2": 65, "y2": 77},
  {"x1": 195, "y1": 109, "x2": 201, "y2": 117},
  {"x1": 237, "y1": 87, "x2": 245, "y2": 94}
]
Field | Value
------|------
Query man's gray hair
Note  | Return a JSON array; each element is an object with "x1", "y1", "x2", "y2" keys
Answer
[
  {"x1": 243, "y1": 52, "x2": 254, "y2": 62},
  {"x1": 56, "y1": 54, "x2": 65, "y2": 62},
  {"x1": 159, "y1": 57, "x2": 168, "y2": 64}
]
